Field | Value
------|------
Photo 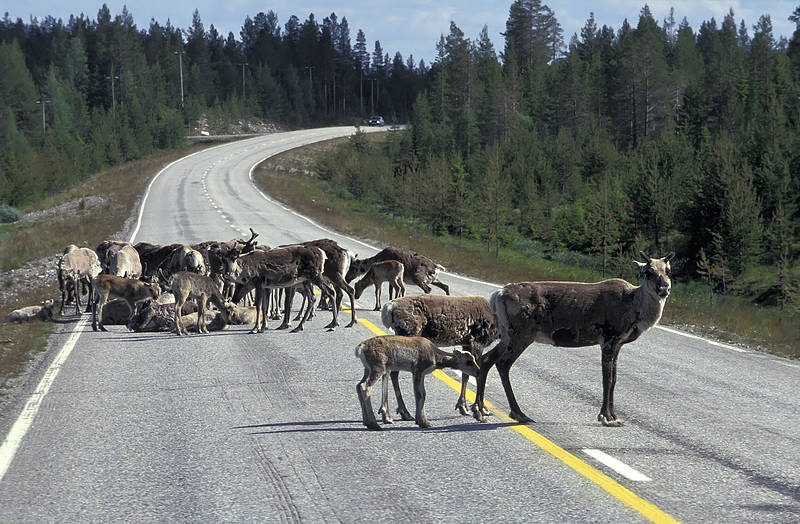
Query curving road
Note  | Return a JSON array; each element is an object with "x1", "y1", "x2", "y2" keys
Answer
[{"x1": 1, "y1": 127, "x2": 798, "y2": 522}]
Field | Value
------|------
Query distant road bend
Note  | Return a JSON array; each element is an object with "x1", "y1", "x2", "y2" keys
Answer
[{"x1": 0, "y1": 126, "x2": 798, "y2": 522}]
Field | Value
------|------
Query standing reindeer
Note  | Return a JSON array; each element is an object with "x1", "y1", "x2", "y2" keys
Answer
[
  {"x1": 92, "y1": 274, "x2": 160, "y2": 332},
  {"x1": 472, "y1": 251, "x2": 675, "y2": 427},
  {"x1": 354, "y1": 260, "x2": 405, "y2": 310},
  {"x1": 166, "y1": 271, "x2": 228, "y2": 335},
  {"x1": 355, "y1": 335, "x2": 479, "y2": 430}
]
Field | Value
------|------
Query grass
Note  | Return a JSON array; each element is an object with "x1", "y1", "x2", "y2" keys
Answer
[
  {"x1": 0, "y1": 143, "x2": 211, "y2": 403},
  {"x1": 253, "y1": 136, "x2": 800, "y2": 359}
]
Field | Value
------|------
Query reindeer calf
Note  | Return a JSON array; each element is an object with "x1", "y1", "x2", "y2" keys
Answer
[
  {"x1": 354, "y1": 260, "x2": 405, "y2": 310},
  {"x1": 92, "y1": 274, "x2": 160, "y2": 332},
  {"x1": 168, "y1": 271, "x2": 228, "y2": 335},
  {"x1": 355, "y1": 335, "x2": 479, "y2": 430},
  {"x1": 3, "y1": 300, "x2": 55, "y2": 323}
]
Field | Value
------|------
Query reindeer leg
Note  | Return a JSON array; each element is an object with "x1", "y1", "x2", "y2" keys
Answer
[
  {"x1": 495, "y1": 342, "x2": 533, "y2": 423},
  {"x1": 318, "y1": 279, "x2": 338, "y2": 331},
  {"x1": 73, "y1": 279, "x2": 83, "y2": 316},
  {"x1": 598, "y1": 340, "x2": 624, "y2": 427},
  {"x1": 413, "y1": 371, "x2": 431, "y2": 428},
  {"x1": 175, "y1": 299, "x2": 185, "y2": 336},
  {"x1": 293, "y1": 289, "x2": 306, "y2": 321},
  {"x1": 291, "y1": 284, "x2": 314, "y2": 333},
  {"x1": 334, "y1": 276, "x2": 357, "y2": 328},
  {"x1": 248, "y1": 287, "x2": 261, "y2": 333},
  {"x1": 472, "y1": 344, "x2": 502, "y2": 422},
  {"x1": 373, "y1": 283, "x2": 381, "y2": 311},
  {"x1": 277, "y1": 287, "x2": 293, "y2": 330},
  {"x1": 390, "y1": 371, "x2": 414, "y2": 421},
  {"x1": 357, "y1": 370, "x2": 382, "y2": 431},
  {"x1": 199, "y1": 296, "x2": 208, "y2": 334},
  {"x1": 85, "y1": 280, "x2": 95, "y2": 313},
  {"x1": 380, "y1": 374, "x2": 393, "y2": 424},
  {"x1": 431, "y1": 280, "x2": 450, "y2": 295},
  {"x1": 260, "y1": 289, "x2": 271, "y2": 332}
]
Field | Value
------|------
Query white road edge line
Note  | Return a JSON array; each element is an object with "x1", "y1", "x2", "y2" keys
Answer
[
  {"x1": 582, "y1": 449, "x2": 652, "y2": 482},
  {"x1": 0, "y1": 316, "x2": 89, "y2": 481},
  {"x1": 655, "y1": 325, "x2": 747, "y2": 353}
]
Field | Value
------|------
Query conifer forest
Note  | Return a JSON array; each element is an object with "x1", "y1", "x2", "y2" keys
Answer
[{"x1": 1, "y1": 2, "x2": 799, "y2": 309}]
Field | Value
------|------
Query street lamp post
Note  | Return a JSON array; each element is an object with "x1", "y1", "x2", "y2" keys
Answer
[
  {"x1": 174, "y1": 49, "x2": 185, "y2": 106},
  {"x1": 237, "y1": 63, "x2": 248, "y2": 98},
  {"x1": 304, "y1": 65, "x2": 314, "y2": 92},
  {"x1": 368, "y1": 78, "x2": 377, "y2": 115},
  {"x1": 35, "y1": 97, "x2": 51, "y2": 141},
  {"x1": 106, "y1": 74, "x2": 119, "y2": 120}
]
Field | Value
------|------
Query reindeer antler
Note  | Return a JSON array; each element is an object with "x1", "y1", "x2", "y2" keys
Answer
[{"x1": 639, "y1": 250, "x2": 651, "y2": 261}]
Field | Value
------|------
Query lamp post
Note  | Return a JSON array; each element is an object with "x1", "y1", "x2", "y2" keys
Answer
[
  {"x1": 35, "y1": 97, "x2": 51, "y2": 141},
  {"x1": 304, "y1": 65, "x2": 314, "y2": 92},
  {"x1": 106, "y1": 74, "x2": 119, "y2": 120},
  {"x1": 368, "y1": 78, "x2": 377, "y2": 115},
  {"x1": 174, "y1": 49, "x2": 185, "y2": 106},
  {"x1": 237, "y1": 63, "x2": 248, "y2": 98}
]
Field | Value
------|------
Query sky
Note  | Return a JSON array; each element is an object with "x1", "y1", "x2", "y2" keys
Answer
[{"x1": 3, "y1": 1, "x2": 798, "y2": 65}]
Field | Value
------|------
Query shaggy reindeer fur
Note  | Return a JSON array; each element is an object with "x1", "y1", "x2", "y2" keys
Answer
[{"x1": 381, "y1": 294, "x2": 498, "y2": 417}]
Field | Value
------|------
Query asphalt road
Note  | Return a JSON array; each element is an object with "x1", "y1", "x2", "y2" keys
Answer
[{"x1": 1, "y1": 127, "x2": 798, "y2": 522}]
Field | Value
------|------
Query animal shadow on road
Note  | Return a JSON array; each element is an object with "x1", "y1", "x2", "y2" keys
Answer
[{"x1": 235, "y1": 419, "x2": 516, "y2": 435}]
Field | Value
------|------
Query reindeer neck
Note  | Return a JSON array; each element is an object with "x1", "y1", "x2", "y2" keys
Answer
[{"x1": 633, "y1": 281, "x2": 666, "y2": 328}]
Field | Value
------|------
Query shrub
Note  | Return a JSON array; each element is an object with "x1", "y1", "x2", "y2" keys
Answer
[{"x1": 0, "y1": 204, "x2": 22, "y2": 223}]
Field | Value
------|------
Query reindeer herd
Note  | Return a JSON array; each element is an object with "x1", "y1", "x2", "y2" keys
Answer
[{"x1": 4, "y1": 225, "x2": 675, "y2": 432}]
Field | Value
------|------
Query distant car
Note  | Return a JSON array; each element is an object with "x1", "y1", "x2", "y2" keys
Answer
[{"x1": 368, "y1": 115, "x2": 385, "y2": 126}]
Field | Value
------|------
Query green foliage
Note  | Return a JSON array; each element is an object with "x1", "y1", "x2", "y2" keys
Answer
[
  {"x1": 0, "y1": 204, "x2": 21, "y2": 223},
  {"x1": 0, "y1": 8, "x2": 427, "y2": 208}
]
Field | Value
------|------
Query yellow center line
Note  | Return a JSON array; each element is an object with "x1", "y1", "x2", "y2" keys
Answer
[{"x1": 353, "y1": 314, "x2": 680, "y2": 524}]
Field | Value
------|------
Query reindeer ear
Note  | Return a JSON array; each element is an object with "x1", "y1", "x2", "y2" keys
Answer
[{"x1": 631, "y1": 260, "x2": 647, "y2": 273}]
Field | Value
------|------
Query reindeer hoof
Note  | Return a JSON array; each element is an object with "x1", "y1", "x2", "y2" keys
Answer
[
  {"x1": 416, "y1": 419, "x2": 432, "y2": 428},
  {"x1": 290, "y1": 326, "x2": 304, "y2": 333},
  {"x1": 346, "y1": 320, "x2": 357, "y2": 328},
  {"x1": 598, "y1": 414, "x2": 623, "y2": 427},
  {"x1": 365, "y1": 422, "x2": 382, "y2": 431},
  {"x1": 395, "y1": 408, "x2": 413, "y2": 421},
  {"x1": 455, "y1": 403, "x2": 470, "y2": 416},
  {"x1": 509, "y1": 411, "x2": 534, "y2": 423},
  {"x1": 276, "y1": 324, "x2": 290, "y2": 330}
]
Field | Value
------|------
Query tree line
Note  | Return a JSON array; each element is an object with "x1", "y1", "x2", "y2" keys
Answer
[
  {"x1": 316, "y1": 2, "x2": 800, "y2": 308},
  {"x1": 0, "y1": 4, "x2": 428, "y2": 208}
]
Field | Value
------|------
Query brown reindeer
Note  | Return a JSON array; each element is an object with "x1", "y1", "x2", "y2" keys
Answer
[
  {"x1": 222, "y1": 245, "x2": 337, "y2": 333},
  {"x1": 282, "y1": 239, "x2": 358, "y2": 328},
  {"x1": 381, "y1": 294, "x2": 497, "y2": 418},
  {"x1": 472, "y1": 252, "x2": 675, "y2": 427},
  {"x1": 92, "y1": 274, "x2": 160, "y2": 331},
  {"x1": 355, "y1": 335, "x2": 479, "y2": 430},
  {"x1": 354, "y1": 260, "x2": 405, "y2": 310},
  {"x1": 166, "y1": 271, "x2": 228, "y2": 335},
  {"x1": 346, "y1": 246, "x2": 449, "y2": 296},
  {"x1": 58, "y1": 246, "x2": 102, "y2": 315}
]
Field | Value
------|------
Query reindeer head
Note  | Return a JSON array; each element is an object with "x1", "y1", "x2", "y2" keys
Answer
[
  {"x1": 452, "y1": 349, "x2": 480, "y2": 377},
  {"x1": 222, "y1": 252, "x2": 246, "y2": 284},
  {"x1": 345, "y1": 255, "x2": 368, "y2": 283},
  {"x1": 632, "y1": 251, "x2": 674, "y2": 299}
]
